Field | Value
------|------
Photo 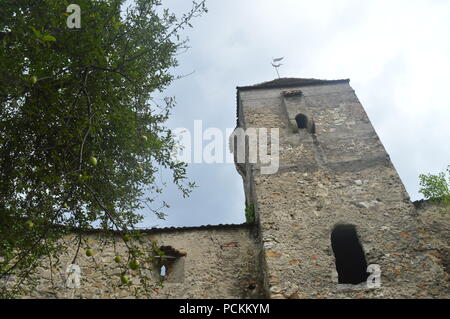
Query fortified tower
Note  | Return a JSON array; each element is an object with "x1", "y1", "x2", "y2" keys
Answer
[{"x1": 234, "y1": 78, "x2": 424, "y2": 298}]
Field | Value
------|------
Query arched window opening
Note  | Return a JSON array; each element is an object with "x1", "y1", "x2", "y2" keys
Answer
[
  {"x1": 295, "y1": 113, "x2": 315, "y2": 134},
  {"x1": 331, "y1": 224, "x2": 369, "y2": 285},
  {"x1": 295, "y1": 114, "x2": 308, "y2": 129}
]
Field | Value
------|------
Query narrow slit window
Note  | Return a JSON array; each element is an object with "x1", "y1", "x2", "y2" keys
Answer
[{"x1": 331, "y1": 224, "x2": 369, "y2": 285}]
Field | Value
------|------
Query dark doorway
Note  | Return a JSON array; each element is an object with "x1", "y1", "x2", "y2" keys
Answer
[{"x1": 331, "y1": 224, "x2": 369, "y2": 284}]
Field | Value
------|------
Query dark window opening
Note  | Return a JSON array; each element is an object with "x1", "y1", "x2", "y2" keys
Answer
[
  {"x1": 295, "y1": 113, "x2": 315, "y2": 134},
  {"x1": 295, "y1": 114, "x2": 308, "y2": 129},
  {"x1": 331, "y1": 224, "x2": 369, "y2": 284},
  {"x1": 153, "y1": 246, "x2": 186, "y2": 283}
]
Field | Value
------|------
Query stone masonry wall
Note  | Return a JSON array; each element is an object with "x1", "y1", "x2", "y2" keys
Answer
[
  {"x1": 12, "y1": 225, "x2": 262, "y2": 299},
  {"x1": 413, "y1": 200, "x2": 449, "y2": 297},
  {"x1": 237, "y1": 80, "x2": 449, "y2": 299}
]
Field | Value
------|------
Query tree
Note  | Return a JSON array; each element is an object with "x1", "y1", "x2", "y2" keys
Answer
[
  {"x1": 0, "y1": 0, "x2": 206, "y2": 297},
  {"x1": 419, "y1": 165, "x2": 450, "y2": 213}
]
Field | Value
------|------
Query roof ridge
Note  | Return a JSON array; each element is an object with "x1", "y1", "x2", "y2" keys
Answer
[
  {"x1": 237, "y1": 77, "x2": 349, "y2": 91},
  {"x1": 70, "y1": 222, "x2": 255, "y2": 235}
]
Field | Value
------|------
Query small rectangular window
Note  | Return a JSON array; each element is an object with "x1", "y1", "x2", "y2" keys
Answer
[{"x1": 153, "y1": 246, "x2": 186, "y2": 283}]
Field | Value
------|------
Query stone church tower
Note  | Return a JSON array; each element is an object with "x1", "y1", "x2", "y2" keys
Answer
[{"x1": 234, "y1": 78, "x2": 445, "y2": 298}]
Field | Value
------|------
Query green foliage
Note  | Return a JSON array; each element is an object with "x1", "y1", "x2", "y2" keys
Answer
[
  {"x1": 419, "y1": 165, "x2": 450, "y2": 213},
  {"x1": 0, "y1": 0, "x2": 206, "y2": 297},
  {"x1": 245, "y1": 203, "x2": 255, "y2": 223}
]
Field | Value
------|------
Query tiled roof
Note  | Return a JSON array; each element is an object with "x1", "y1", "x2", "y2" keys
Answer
[
  {"x1": 136, "y1": 222, "x2": 254, "y2": 234},
  {"x1": 78, "y1": 222, "x2": 255, "y2": 235}
]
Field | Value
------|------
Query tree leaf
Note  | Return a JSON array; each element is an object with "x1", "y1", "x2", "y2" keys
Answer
[
  {"x1": 28, "y1": 26, "x2": 41, "y2": 38},
  {"x1": 42, "y1": 34, "x2": 56, "y2": 42}
]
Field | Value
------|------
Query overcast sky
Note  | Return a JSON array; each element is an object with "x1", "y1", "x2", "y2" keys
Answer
[{"x1": 136, "y1": 0, "x2": 450, "y2": 228}]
